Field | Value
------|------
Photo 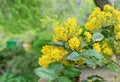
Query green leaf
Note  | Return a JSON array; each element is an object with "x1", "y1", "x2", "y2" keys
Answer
[
  {"x1": 81, "y1": 49, "x2": 103, "y2": 60},
  {"x1": 58, "y1": 76, "x2": 72, "y2": 82},
  {"x1": 64, "y1": 65, "x2": 81, "y2": 78},
  {"x1": 34, "y1": 67, "x2": 57, "y2": 80},
  {"x1": 92, "y1": 33, "x2": 104, "y2": 42},
  {"x1": 81, "y1": 49, "x2": 103, "y2": 67},
  {"x1": 67, "y1": 52, "x2": 81, "y2": 61},
  {"x1": 83, "y1": 57, "x2": 99, "y2": 67},
  {"x1": 48, "y1": 62, "x2": 63, "y2": 74}
]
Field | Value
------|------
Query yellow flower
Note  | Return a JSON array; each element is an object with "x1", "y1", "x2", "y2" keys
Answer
[
  {"x1": 64, "y1": 18, "x2": 77, "y2": 28},
  {"x1": 68, "y1": 37, "x2": 80, "y2": 50},
  {"x1": 99, "y1": 42, "x2": 113, "y2": 56},
  {"x1": 102, "y1": 42, "x2": 108, "y2": 49},
  {"x1": 114, "y1": 24, "x2": 120, "y2": 33},
  {"x1": 53, "y1": 18, "x2": 83, "y2": 43},
  {"x1": 103, "y1": 47, "x2": 113, "y2": 56},
  {"x1": 64, "y1": 18, "x2": 77, "y2": 34},
  {"x1": 39, "y1": 45, "x2": 68, "y2": 67},
  {"x1": 115, "y1": 31, "x2": 120, "y2": 40},
  {"x1": 84, "y1": 17, "x2": 102, "y2": 31},
  {"x1": 93, "y1": 43, "x2": 101, "y2": 53},
  {"x1": 75, "y1": 28, "x2": 82, "y2": 36},
  {"x1": 53, "y1": 26, "x2": 68, "y2": 43},
  {"x1": 85, "y1": 4, "x2": 120, "y2": 32},
  {"x1": 84, "y1": 31, "x2": 92, "y2": 42},
  {"x1": 89, "y1": 7, "x2": 101, "y2": 19},
  {"x1": 38, "y1": 55, "x2": 54, "y2": 68},
  {"x1": 60, "y1": 60, "x2": 70, "y2": 65},
  {"x1": 103, "y1": 4, "x2": 115, "y2": 12},
  {"x1": 77, "y1": 59, "x2": 84, "y2": 66}
]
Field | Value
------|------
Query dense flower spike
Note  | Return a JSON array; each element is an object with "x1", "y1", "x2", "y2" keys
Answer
[
  {"x1": 53, "y1": 26, "x2": 68, "y2": 43},
  {"x1": 102, "y1": 42, "x2": 113, "y2": 56},
  {"x1": 38, "y1": 45, "x2": 68, "y2": 67},
  {"x1": 68, "y1": 37, "x2": 80, "y2": 50},
  {"x1": 84, "y1": 31, "x2": 92, "y2": 42},
  {"x1": 53, "y1": 18, "x2": 82, "y2": 43},
  {"x1": 93, "y1": 43, "x2": 101, "y2": 53}
]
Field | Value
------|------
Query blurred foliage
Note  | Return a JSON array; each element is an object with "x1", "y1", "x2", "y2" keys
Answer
[
  {"x1": 0, "y1": 0, "x2": 43, "y2": 34},
  {"x1": 0, "y1": 31, "x2": 52, "y2": 81},
  {"x1": 40, "y1": 0, "x2": 95, "y2": 24},
  {"x1": 0, "y1": 71, "x2": 37, "y2": 82},
  {"x1": 0, "y1": 0, "x2": 95, "y2": 34},
  {"x1": 0, "y1": 45, "x2": 35, "y2": 74},
  {"x1": 114, "y1": 0, "x2": 120, "y2": 10}
]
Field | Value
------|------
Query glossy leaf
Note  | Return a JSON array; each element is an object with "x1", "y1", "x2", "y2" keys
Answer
[
  {"x1": 64, "y1": 65, "x2": 81, "y2": 78},
  {"x1": 92, "y1": 33, "x2": 104, "y2": 42},
  {"x1": 81, "y1": 49, "x2": 103, "y2": 67},
  {"x1": 34, "y1": 67, "x2": 57, "y2": 80},
  {"x1": 48, "y1": 62, "x2": 63, "y2": 74},
  {"x1": 67, "y1": 52, "x2": 81, "y2": 61}
]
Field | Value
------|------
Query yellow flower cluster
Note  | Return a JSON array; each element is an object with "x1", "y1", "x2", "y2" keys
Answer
[
  {"x1": 102, "y1": 42, "x2": 113, "y2": 56},
  {"x1": 53, "y1": 26, "x2": 68, "y2": 43},
  {"x1": 84, "y1": 31, "x2": 92, "y2": 42},
  {"x1": 114, "y1": 24, "x2": 120, "y2": 33},
  {"x1": 68, "y1": 37, "x2": 80, "y2": 50},
  {"x1": 64, "y1": 18, "x2": 77, "y2": 31},
  {"x1": 53, "y1": 18, "x2": 82, "y2": 43},
  {"x1": 38, "y1": 45, "x2": 68, "y2": 67},
  {"x1": 85, "y1": 8, "x2": 102, "y2": 31},
  {"x1": 84, "y1": 4, "x2": 120, "y2": 36},
  {"x1": 115, "y1": 32, "x2": 120, "y2": 40},
  {"x1": 103, "y1": 48, "x2": 113, "y2": 56},
  {"x1": 93, "y1": 43, "x2": 101, "y2": 53},
  {"x1": 53, "y1": 18, "x2": 84, "y2": 51},
  {"x1": 93, "y1": 42, "x2": 113, "y2": 56}
]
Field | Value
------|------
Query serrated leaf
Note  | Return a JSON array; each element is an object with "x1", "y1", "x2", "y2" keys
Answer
[
  {"x1": 67, "y1": 52, "x2": 81, "y2": 61},
  {"x1": 34, "y1": 67, "x2": 57, "y2": 80},
  {"x1": 58, "y1": 76, "x2": 72, "y2": 82},
  {"x1": 64, "y1": 65, "x2": 81, "y2": 78},
  {"x1": 92, "y1": 33, "x2": 104, "y2": 42}
]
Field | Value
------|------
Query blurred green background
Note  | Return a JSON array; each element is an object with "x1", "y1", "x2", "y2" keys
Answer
[{"x1": 0, "y1": 0, "x2": 119, "y2": 82}]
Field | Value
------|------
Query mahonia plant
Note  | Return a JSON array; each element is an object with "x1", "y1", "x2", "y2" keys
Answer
[
  {"x1": 84, "y1": 4, "x2": 120, "y2": 58},
  {"x1": 34, "y1": 5, "x2": 120, "y2": 82}
]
